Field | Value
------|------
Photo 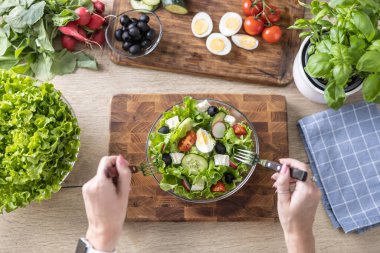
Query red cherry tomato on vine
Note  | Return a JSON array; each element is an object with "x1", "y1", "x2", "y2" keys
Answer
[
  {"x1": 262, "y1": 25, "x2": 282, "y2": 43},
  {"x1": 244, "y1": 16, "x2": 264, "y2": 36},
  {"x1": 260, "y1": 5, "x2": 281, "y2": 24},
  {"x1": 242, "y1": 0, "x2": 263, "y2": 17}
]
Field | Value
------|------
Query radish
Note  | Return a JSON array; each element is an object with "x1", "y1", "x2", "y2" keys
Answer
[
  {"x1": 75, "y1": 7, "x2": 91, "y2": 26},
  {"x1": 59, "y1": 22, "x2": 90, "y2": 43},
  {"x1": 86, "y1": 13, "x2": 105, "y2": 30},
  {"x1": 91, "y1": 29, "x2": 105, "y2": 46},
  {"x1": 61, "y1": 35, "x2": 77, "y2": 51},
  {"x1": 77, "y1": 27, "x2": 88, "y2": 40},
  {"x1": 93, "y1": 0, "x2": 105, "y2": 14},
  {"x1": 212, "y1": 122, "x2": 226, "y2": 139}
]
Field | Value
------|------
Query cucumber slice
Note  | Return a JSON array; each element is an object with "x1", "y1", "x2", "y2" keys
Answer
[
  {"x1": 211, "y1": 112, "x2": 226, "y2": 127},
  {"x1": 162, "y1": 0, "x2": 188, "y2": 14},
  {"x1": 143, "y1": 0, "x2": 160, "y2": 5},
  {"x1": 182, "y1": 154, "x2": 208, "y2": 175},
  {"x1": 130, "y1": 0, "x2": 156, "y2": 11}
]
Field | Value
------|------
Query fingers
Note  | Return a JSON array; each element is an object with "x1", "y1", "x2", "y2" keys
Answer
[
  {"x1": 276, "y1": 164, "x2": 291, "y2": 205},
  {"x1": 97, "y1": 156, "x2": 118, "y2": 179},
  {"x1": 115, "y1": 155, "x2": 132, "y2": 197},
  {"x1": 279, "y1": 158, "x2": 308, "y2": 172}
]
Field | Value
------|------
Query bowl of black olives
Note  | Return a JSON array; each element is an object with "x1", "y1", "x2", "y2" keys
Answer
[{"x1": 105, "y1": 10, "x2": 163, "y2": 58}]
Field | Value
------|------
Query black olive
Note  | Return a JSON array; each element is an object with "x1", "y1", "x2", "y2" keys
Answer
[
  {"x1": 122, "y1": 41, "x2": 132, "y2": 51},
  {"x1": 128, "y1": 23, "x2": 137, "y2": 29},
  {"x1": 114, "y1": 29, "x2": 123, "y2": 41},
  {"x1": 158, "y1": 126, "x2": 169, "y2": 134},
  {"x1": 133, "y1": 34, "x2": 143, "y2": 43},
  {"x1": 215, "y1": 142, "x2": 226, "y2": 154},
  {"x1": 129, "y1": 44, "x2": 141, "y2": 55},
  {"x1": 131, "y1": 18, "x2": 139, "y2": 23},
  {"x1": 129, "y1": 27, "x2": 140, "y2": 37},
  {"x1": 224, "y1": 173, "x2": 235, "y2": 184},
  {"x1": 120, "y1": 15, "x2": 131, "y2": 26},
  {"x1": 137, "y1": 22, "x2": 150, "y2": 32},
  {"x1": 139, "y1": 14, "x2": 150, "y2": 23},
  {"x1": 121, "y1": 31, "x2": 130, "y2": 41},
  {"x1": 207, "y1": 106, "x2": 219, "y2": 116},
  {"x1": 140, "y1": 39, "x2": 152, "y2": 49},
  {"x1": 146, "y1": 29, "x2": 155, "y2": 40},
  {"x1": 162, "y1": 153, "x2": 172, "y2": 166}
]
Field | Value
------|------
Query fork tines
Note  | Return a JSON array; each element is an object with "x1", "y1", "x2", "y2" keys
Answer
[
  {"x1": 234, "y1": 149, "x2": 256, "y2": 166},
  {"x1": 138, "y1": 163, "x2": 157, "y2": 176}
]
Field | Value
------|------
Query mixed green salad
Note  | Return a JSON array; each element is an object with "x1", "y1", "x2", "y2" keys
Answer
[
  {"x1": 0, "y1": 70, "x2": 80, "y2": 213},
  {"x1": 148, "y1": 97, "x2": 254, "y2": 199}
]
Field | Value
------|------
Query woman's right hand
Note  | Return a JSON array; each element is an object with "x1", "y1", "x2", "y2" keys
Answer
[{"x1": 271, "y1": 158, "x2": 321, "y2": 253}]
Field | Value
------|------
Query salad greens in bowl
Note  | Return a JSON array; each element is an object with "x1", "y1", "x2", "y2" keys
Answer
[
  {"x1": 0, "y1": 70, "x2": 80, "y2": 213},
  {"x1": 147, "y1": 97, "x2": 259, "y2": 203}
]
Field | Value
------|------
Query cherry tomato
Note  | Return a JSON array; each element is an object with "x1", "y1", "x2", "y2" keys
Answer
[
  {"x1": 243, "y1": 16, "x2": 264, "y2": 36},
  {"x1": 211, "y1": 181, "x2": 226, "y2": 192},
  {"x1": 232, "y1": 124, "x2": 247, "y2": 136},
  {"x1": 242, "y1": 0, "x2": 263, "y2": 17},
  {"x1": 260, "y1": 5, "x2": 281, "y2": 24},
  {"x1": 262, "y1": 25, "x2": 282, "y2": 43},
  {"x1": 178, "y1": 130, "x2": 197, "y2": 152}
]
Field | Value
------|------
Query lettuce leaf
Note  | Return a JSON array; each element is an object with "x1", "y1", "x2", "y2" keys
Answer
[{"x1": 0, "y1": 70, "x2": 80, "y2": 213}]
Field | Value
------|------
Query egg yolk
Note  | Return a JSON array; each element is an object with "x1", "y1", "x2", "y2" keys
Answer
[
  {"x1": 210, "y1": 38, "x2": 225, "y2": 52},
  {"x1": 239, "y1": 36, "x2": 257, "y2": 48},
  {"x1": 226, "y1": 17, "x2": 240, "y2": 31},
  {"x1": 194, "y1": 19, "x2": 208, "y2": 35}
]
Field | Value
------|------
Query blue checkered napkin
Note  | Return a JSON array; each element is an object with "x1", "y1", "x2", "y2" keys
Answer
[{"x1": 298, "y1": 102, "x2": 380, "y2": 233}]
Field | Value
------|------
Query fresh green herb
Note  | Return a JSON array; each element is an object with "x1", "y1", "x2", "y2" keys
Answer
[
  {"x1": 0, "y1": 70, "x2": 80, "y2": 213},
  {"x1": 290, "y1": 0, "x2": 380, "y2": 109},
  {"x1": 0, "y1": 0, "x2": 97, "y2": 81}
]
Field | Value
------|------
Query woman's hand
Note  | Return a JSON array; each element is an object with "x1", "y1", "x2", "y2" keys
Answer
[
  {"x1": 271, "y1": 158, "x2": 321, "y2": 253},
  {"x1": 82, "y1": 155, "x2": 132, "y2": 252}
]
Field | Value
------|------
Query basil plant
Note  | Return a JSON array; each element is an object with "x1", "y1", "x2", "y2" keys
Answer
[{"x1": 290, "y1": 0, "x2": 380, "y2": 109}]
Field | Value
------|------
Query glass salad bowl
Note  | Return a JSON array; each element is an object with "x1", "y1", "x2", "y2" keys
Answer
[
  {"x1": 145, "y1": 98, "x2": 259, "y2": 204},
  {"x1": 105, "y1": 9, "x2": 163, "y2": 59}
]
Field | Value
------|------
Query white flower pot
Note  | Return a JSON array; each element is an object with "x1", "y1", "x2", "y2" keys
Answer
[{"x1": 293, "y1": 37, "x2": 362, "y2": 104}]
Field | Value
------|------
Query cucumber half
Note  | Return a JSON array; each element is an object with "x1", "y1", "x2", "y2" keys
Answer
[
  {"x1": 182, "y1": 154, "x2": 208, "y2": 175},
  {"x1": 130, "y1": 0, "x2": 159, "y2": 11},
  {"x1": 143, "y1": 0, "x2": 160, "y2": 6},
  {"x1": 162, "y1": 0, "x2": 188, "y2": 14}
]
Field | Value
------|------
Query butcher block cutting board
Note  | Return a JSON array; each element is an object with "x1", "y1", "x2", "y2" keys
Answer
[
  {"x1": 109, "y1": 0, "x2": 304, "y2": 86},
  {"x1": 109, "y1": 94, "x2": 288, "y2": 221}
]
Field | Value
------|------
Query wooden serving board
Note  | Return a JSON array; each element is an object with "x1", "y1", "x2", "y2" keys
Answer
[
  {"x1": 109, "y1": 94, "x2": 288, "y2": 221},
  {"x1": 109, "y1": 0, "x2": 304, "y2": 86}
]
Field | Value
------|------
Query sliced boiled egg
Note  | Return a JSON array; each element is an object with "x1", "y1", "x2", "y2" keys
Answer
[
  {"x1": 219, "y1": 12, "x2": 242, "y2": 37},
  {"x1": 196, "y1": 128, "x2": 215, "y2": 153},
  {"x1": 206, "y1": 33, "x2": 232, "y2": 56},
  {"x1": 232, "y1": 34, "x2": 259, "y2": 50},
  {"x1": 191, "y1": 12, "x2": 213, "y2": 38}
]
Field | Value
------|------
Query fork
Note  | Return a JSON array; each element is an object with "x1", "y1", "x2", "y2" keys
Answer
[
  {"x1": 105, "y1": 162, "x2": 157, "y2": 179},
  {"x1": 234, "y1": 149, "x2": 308, "y2": 181}
]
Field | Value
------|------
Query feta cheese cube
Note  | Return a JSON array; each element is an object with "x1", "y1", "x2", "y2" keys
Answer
[
  {"x1": 196, "y1": 100, "x2": 211, "y2": 112},
  {"x1": 170, "y1": 153, "x2": 184, "y2": 164},
  {"x1": 191, "y1": 178, "x2": 205, "y2": 191},
  {"x1": 214, "y1": 154, "x2": 230, "y2": 166},
  {"x1": 224, "y1": 115, "x2": 236, "y2": 126},
  {"x1": 165, "y1": 116, "x2": 180, "y2": 129}
]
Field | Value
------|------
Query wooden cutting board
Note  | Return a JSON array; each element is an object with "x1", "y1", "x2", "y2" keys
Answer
[
  {"x1": 109, "y1": 94, "x2": 288, "y2": 221},
  {"x1": 108, "y1": 0, "x2": 304, "y2": 86}
]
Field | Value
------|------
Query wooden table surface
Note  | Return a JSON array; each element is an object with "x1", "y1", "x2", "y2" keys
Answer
[{"x1": 1, "y1": 1, "x2": 380, "y2": 252}]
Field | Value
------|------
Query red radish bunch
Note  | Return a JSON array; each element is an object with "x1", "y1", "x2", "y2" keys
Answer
[{"x1": 59, "y1": 1, "x2": 106, "y2": 51}]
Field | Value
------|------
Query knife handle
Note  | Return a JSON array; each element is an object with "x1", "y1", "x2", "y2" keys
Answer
[{"x1": 262, "y1": 160, "x2": 308, "y2": 182}]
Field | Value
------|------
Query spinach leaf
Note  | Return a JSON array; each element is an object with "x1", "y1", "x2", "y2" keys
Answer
[
  {"x1": 52, "y1": 9, "x2": 78, "y2": 26},
  {"x1": 76, "y1": 52, "x2": 98, "y2": 70},
  {"x1": 51, "y1": 49, "x2": 77, "y2": 75},
  {"x1": 4, "y1": 2, "x2": 46, "y2": 32}
]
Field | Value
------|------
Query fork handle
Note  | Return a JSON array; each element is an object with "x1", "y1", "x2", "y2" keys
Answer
[{"x1": 262, "y1": 160, "x2": 308, "y2": 182}]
